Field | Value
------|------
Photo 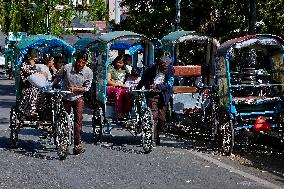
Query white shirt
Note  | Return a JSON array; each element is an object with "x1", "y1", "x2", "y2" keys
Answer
[
  {"x1": 125, "y1": 65, "x2": 132, "y2": 74},
  {"x1": 153, "y1": 69, "x2": 165, "y2": 85},
  {"x1": 36, "y1": 64, "x2": 52, "y2": 80},
  {"x1": 125, "y1": 77, "x2": 141, "y2": 90}
]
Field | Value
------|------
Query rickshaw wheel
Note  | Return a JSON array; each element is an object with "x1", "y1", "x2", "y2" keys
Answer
[
  {"x1": 279, "y1": 115, "x2": 284, "y2": 146},
  {"x1": 142, "y1": 107, "x2": 154, "y2": 154},
  {"x1": 54, "y1": 111, "x2": 70, "y2": 160},
  {"x1": 10, "y1": 106, "x2": 19, "y2": 148},
  {"x1": 92, "y1": 107, "x2": 103, "y2": 144},
  {"x1": 217, "y1": 110, "x2": 234, "y2": 156},
  {"x1": 68, "y1": 113, "x2": 74, "y2": 146}
]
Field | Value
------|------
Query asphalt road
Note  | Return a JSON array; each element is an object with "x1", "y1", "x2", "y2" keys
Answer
[{"x1": 0, "y1": 73, "x2": 283, "y2": 189}]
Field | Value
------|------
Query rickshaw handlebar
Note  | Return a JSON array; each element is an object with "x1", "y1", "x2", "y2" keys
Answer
[
  {"x1": 130, "y1": 89, "x2": 161, "y2": 93},
  {"x1": 44, "y1": 90, "x2": 72, "y2": 94}
]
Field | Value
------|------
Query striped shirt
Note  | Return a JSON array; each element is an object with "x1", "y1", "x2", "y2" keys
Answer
[{"x1": 56, "y1": 63, "x2": 93, "y2": 101}]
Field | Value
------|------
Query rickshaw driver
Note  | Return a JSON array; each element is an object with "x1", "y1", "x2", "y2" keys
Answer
[
  {"x1": 53, "y1": 51, "x2": 93, "y2": 155},
  {"x1": 136, "y1": 53, "x2": 174, "y2": 145}
]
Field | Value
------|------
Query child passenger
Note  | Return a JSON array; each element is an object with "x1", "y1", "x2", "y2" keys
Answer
[{"x1": 125, "y1": 67, "x2": 142, "y2": 90}]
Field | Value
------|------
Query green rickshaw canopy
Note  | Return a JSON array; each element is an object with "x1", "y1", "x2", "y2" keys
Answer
[
  {"x1": 162, "y1": 31, "x2": 220, "y2": 47},
  {"x1": 99, "y1": 31, "x2": 146, "y2": 43}
]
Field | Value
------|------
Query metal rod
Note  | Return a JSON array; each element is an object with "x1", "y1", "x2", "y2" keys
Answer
[
  {"x1": 46, "y1": 0, "x2": 50, "y2": 34},
  {"x1": 175, "y1": 0, "x2": 181, "y2": 31}
]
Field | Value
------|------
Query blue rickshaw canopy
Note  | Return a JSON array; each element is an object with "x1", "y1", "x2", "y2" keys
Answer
[{"x1": 15, "y1": 34, "x2": 76, "y2": 65}]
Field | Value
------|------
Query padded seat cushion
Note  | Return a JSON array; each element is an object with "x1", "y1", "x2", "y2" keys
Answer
[
  {"x1": 173, "y1": 86, "x2": 198, "y2": 93},
  {"x1": 174, "y1": 65, "x2": 202, "y2": 77}
]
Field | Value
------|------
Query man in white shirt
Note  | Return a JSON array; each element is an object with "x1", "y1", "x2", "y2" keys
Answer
[{"x1": 137, "y1": 53, "x2": 174, "y2": 145}]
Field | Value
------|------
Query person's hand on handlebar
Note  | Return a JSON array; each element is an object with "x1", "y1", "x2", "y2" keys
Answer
[
  {"x1": 149, "y1": 84, "x2": 156, "y2": 90},
  {"x1": 116, "y1": 82, "x2": 127, "y2": 88},
  {"x1": 68, "y1": 86, "x2": 85, "y2": 94}
]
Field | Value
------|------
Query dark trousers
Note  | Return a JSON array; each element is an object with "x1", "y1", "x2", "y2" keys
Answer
[
  {"x1": 63, "y1": 97, "x2": 84, "y2": 146},
  {"x1": 148, "y1": 95, "x2": 167, "y2": 140}
]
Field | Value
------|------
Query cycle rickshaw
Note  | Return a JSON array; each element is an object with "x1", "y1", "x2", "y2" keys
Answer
[
  {"x1": 215, "y1": 34, "x2": 284, "y2": 155},
  {"x1": 9, "y1": 35, "x2": 76, "y2": 160},
  {"x1": 84, "y1": 31, "x2": 155, "y2": 153},
  {"x1": 161, "y1": 31, "x2": 219, "y2": 140}
]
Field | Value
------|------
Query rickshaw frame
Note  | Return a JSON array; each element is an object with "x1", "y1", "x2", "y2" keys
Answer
[
  {"x1": 160, "y1": 31, "x2": 220, "y2": 141},
  {"x1": 9, "y1": 34, "x2": 76, "y2": 160},
  {"x1": 83, "y1": 31, "x2": 155, "y2": 153},
  {"x1": 215, "y1": 34, "x2": 284, "y2": 155}
]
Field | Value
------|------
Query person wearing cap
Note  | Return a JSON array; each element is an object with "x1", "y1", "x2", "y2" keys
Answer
[
  {"x1": 53, "y1": 51, "x2": 93, "y2": 155},
  {"x1": 137, "y1": 52, "x2": 174, "y2": 145}
]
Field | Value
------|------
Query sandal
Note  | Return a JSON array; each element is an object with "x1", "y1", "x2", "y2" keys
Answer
[{"x1": 73, "y1": 145, "x2": 85, "y2": 155}]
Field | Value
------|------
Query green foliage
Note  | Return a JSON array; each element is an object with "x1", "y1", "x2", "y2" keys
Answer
[
  {"x1": 118, "y1": 0, "x2": 175, "y2": 39},
  {"x1": 118, "y1": 0, "x2": 284, "y2": 43},
  {"x1": 88, "y1": 0, "x2": 108, "y2": 21},
  {"x1": 0, "y1": 0, "x2": 107, "y2": 35},
  {"x1": 1, "y1": 0, "x2": 284, "y2": 43},
  {"x1": 257, "y1": 0, "x2": 284, "y2": 35}
]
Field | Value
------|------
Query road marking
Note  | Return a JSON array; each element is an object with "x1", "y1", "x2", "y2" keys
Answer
[{"x1": 188, "y1": 150, "x2": 283, "y2": 189}]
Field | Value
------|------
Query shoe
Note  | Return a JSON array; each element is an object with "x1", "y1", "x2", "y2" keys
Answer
[
  {"x1": 73, "y1": 145, "x2": 85, "y2": 155},
  {"x1": 29, "y1": 111, "x2": 38, "y2": 120},
  {"x1": 117, "y1": 113, "x2": 127, "y2": 120},
  {"x1": 154, "y1": 137, "x2": 160, "y2": 146}
]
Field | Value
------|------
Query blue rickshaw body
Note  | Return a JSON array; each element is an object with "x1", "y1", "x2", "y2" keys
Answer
[{"x1": 215, "y1": 34, "x2": 284, "y2": 154}]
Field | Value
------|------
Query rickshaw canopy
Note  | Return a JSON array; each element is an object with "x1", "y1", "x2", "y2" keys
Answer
[
  {"x1": 74, "y1": 38, "x2": 99, "y2": 52},
  {"x1": 98, "y1": 31, "x2": 146, "y2": 43},
  {"x1": 15, "y1": 35, "x2": 76, "y2": 65},
  {"x1": 58, "y1": 34, "x2": 80, "y2": 46},
  {"x1": 217, "y1": 34, "x2": 284, "y2": 56},
  {"x1": 161, "y1": 31, "x2": 220, "y2": 47}
]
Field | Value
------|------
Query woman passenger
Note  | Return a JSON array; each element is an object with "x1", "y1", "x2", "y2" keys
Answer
[
  {"x1": 107, "y1": 55, "x2": 131, "y2": 119},
  {"x1": 18, "y1": 48, "x2": 42, "y2": 118}
]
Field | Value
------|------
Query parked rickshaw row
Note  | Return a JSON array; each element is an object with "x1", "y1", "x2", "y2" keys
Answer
[{"x1": 7, "y1": 30, "x2": 284, "y2": 160}]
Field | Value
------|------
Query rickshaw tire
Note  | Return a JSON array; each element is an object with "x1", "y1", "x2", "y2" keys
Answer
[
  {"x1": 279, "y1": 116, "x2": 284, "y2": 148},
  {"x1": 10, "y1": 106, "x2": 19, "y2": 148},
  {"x1": 55, "y1": 111, "x2": 70, "y2": 160},
  {"x1": 142, "y1": 108, "x2": 154, "y2": 154},
  {"x1": 217, "y1": 109, "x2": 234, "y2": 156},
  {"x1": 92, "y1": 108, "x2": 103, "y2": 144}
]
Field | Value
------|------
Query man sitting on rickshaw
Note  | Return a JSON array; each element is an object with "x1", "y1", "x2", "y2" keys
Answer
[{"x1": 136, "y1": 52, "x2": 174, "y2": 145}]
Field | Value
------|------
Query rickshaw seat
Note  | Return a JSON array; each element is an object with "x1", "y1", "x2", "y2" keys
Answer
[
  {"x1": 173, "y1": 65, "x2": 202, "y2": 77},
  {"x1": 173, "y1": 65, "x2": 202, "y2": 93},
  {"x1": 173, "y1": 86, "x2": 198, "y2": 93}
]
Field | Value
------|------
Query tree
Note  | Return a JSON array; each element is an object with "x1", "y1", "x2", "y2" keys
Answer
[
  {"x1": 0, "y1": 0, "x2": 5, "y2": 31},
  {"x1": 257, "y1": 0, "x2": 284, "y2": 35},
  {"x1": 118, "y1": 0, "x2": 284, "y2": 42},
  {"x1": 0, "y1": 0, "x2": 108, "y2": 35},
  {"x1": 118, "y1": 0, "x2": 176, "y2": 39},
  {"x1": 87, "y1": 0, "x2": 108, "y2": 21}
]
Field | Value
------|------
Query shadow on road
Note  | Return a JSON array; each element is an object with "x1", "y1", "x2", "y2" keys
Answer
[
  {"x1": 81, "y1": 125, "x2": 147, "y2": 155},
  {"x1": 159, "y1": 130, "x2": 284, "y2": 183},
  {"x1": 0, "y1": 133, "x2": 59, "y2": 160},
  {"x1": 0, "y1": 99, "x2": 15, "y2": 109},
  {"x1": 0, "y1": 81, "x2": 16, "y2": 96},
  {"x1": 9, "y1": 139, "x2": 59, "y2": 161}
]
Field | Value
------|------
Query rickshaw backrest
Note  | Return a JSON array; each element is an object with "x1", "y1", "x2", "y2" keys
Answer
[
  {"x1": 173, "y1": 65, "x2": 202, "y2": 77},
  {"x1": 173, "y1": 65, "x2": 202, "y2": 93}
]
